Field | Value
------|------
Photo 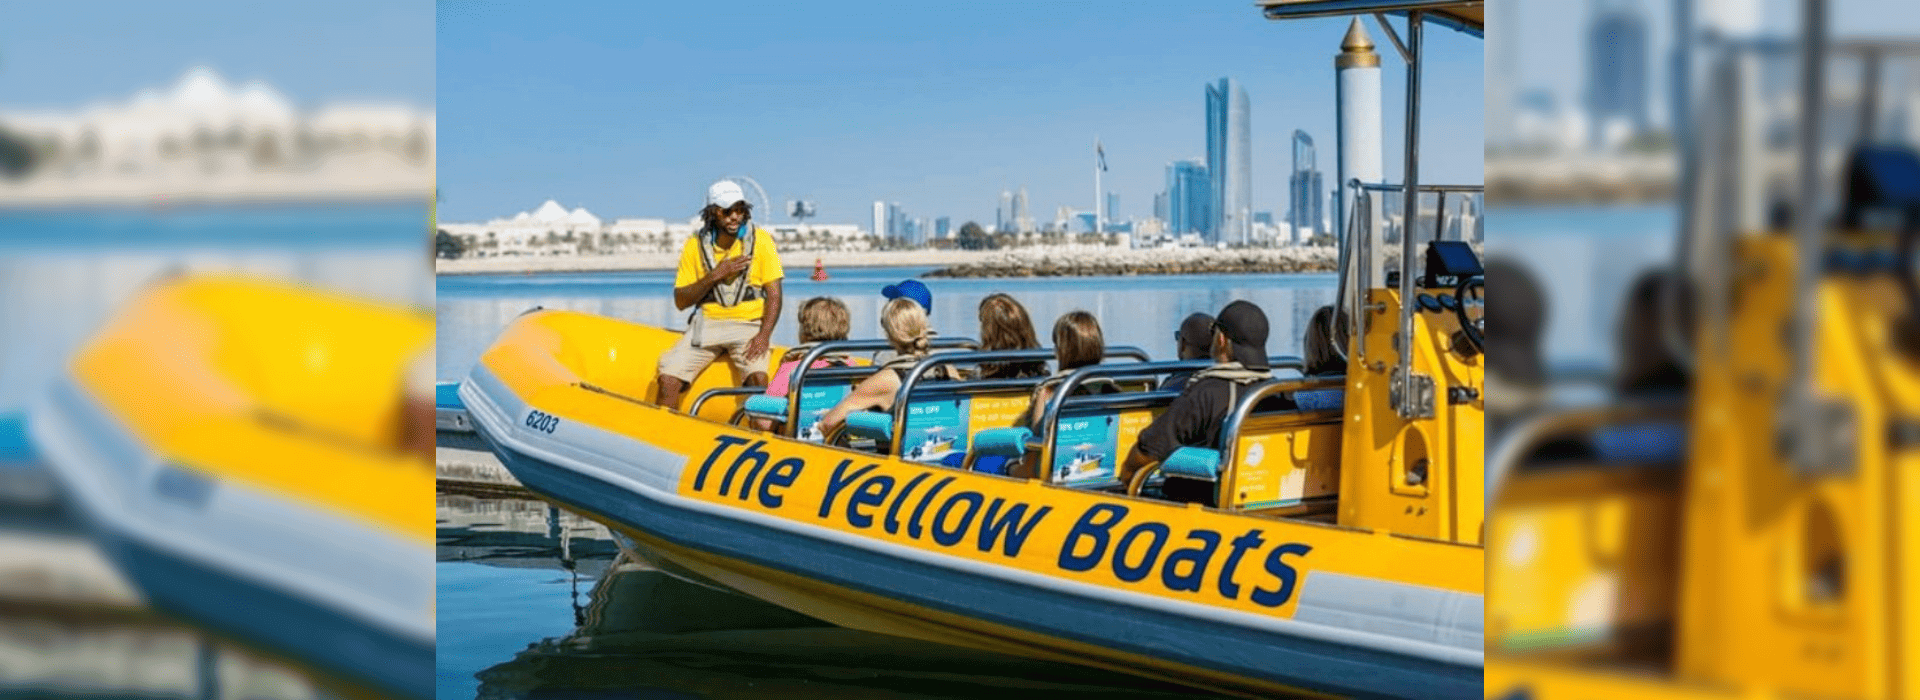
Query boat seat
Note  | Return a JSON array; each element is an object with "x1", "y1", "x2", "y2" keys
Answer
[
  {"x1": 1160, "y1": 446, "x2": 1222, "y2": 480},
  {"x1": 1292, "y1": 387, "x2": 1344, "y2": 411},
  {"x1": 434, "y1": 381, "x2": 464, "y2": 410},
  {"x1": 961, "y1": 426, "x2": 1031, "y2": 476},
  {"x1": 741, "y1": 394, "x2": 787, "y2": 420},
  {"x1": 842, "y1": 411, "x2": 894, "y2": 442},
  {"x1": 1591, "y1": 422, "x2": 1687, "y2": 465},
  {"x1": 1219, "y1": 405, "x2": 1343, "y2": 513}
]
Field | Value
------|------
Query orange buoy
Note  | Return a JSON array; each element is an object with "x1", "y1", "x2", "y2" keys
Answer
[{"x1": 811, "y1": 257, "x2": 829, "y2": 281}]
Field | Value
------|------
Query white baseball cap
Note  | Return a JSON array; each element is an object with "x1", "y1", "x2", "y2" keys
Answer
[{"x1": 707, "y1": 180, "x2": 746, "y2": 208}]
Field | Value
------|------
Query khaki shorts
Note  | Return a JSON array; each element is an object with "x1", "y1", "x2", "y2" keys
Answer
[{"x1": 658, "y1": 316, "x2": 768, "y2": 383}]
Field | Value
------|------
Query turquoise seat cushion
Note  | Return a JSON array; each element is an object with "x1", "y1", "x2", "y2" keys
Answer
[
  {"x1": 0, "y1": 412, "x2": 31, "y2": 462},
  {"x1": 435, "y1": 381, "x2": 464, "y2": 410},
  {"x1": 1160, "y1": 446, "x2": 1222, "y2": 481},
  {"x1": 970, "y1": 427, "x2": 1032, "y2": 457},
  {"x1": 742, "y1": 393, "x2": 788, "y2": 418},
  {"x1": 843, "y1": 411, "x2": 894, "y2": 441}
]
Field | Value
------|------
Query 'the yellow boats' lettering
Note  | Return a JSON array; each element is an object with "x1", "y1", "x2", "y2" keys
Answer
[{"x1": 686, "y1": 435, "x2": 1313, "y2": 610}]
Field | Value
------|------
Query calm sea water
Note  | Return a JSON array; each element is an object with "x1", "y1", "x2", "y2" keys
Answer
[
  {"x1": 436, "y1": 492, "x2": 1227, "y2": 700},
  {"x1": 1487, "y1": 204, "x2": 1677, "y2": 370},
  {"x1": 436, "y1": 266, "x2": 1339, "y2": 382}
]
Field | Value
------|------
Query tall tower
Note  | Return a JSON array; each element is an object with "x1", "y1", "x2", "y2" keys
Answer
[
  {"x1": 1166, "y1": 159, "x2": 1210, "y2": 237},
  {"x1": 1289, "y1": 130, "x2": 1326, "y2": 243},
  {"x1": 1206, "y1": 78, "x2": 1252, "y2": 246},
  {"x1": 1014, "y1": 187, "x2": 1031, "y2": 233},
  {"x1": 1587, "y1": 0, "x2": 1651, "y2": 149},
  {"x1": 1335, "y1": 17, "x2": 1383, "y2": 248}
]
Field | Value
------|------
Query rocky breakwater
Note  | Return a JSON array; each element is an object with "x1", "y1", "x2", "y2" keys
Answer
[{"x1": 926, "y1": 245, "x2": 1341, "y2": 278}]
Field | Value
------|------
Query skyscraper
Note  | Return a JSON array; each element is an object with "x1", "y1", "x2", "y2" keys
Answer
[
  {"x1": 935, "y1": 216, "x2": 950, "y2": 239},
  {"x1": 1165, "y1": 159, "x2": 1210, "y2": 236},
  {"x1": 1289, "y1": 130, "x2": 1325, "y2": 241},
  {"x1": 1013, "y1": 187, "x2": 1031, "y2": 233},
  {"x1": 998, "y1": 190, "x2": 1012, "y2": 232},
  {"x1": 1206, "y1": 78, "x2": 1252, "y2": 245},
  {"x1": 1105, "y1": 192, "x2": 1119, "y2": 224},
  {"x1": 1587, "y1": 0, "x2": 1651, "y2": 149},
  {"x1": 872, "y1": 201, "x2": 886, "y2": 240}
]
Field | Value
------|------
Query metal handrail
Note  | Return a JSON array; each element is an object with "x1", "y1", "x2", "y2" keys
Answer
[
  {"x1": 1214, "y1": 377, "x2": 1348, "y2": 508},
  {"x1": 687, "y1": 386, "x2": 771, "y2": 421},
  {"x1": 1485, "y1": 399, "x2": 1688, "y2": 507},
  {"x1": 1033, "y1": 356, "x2": 1307, "y2": 475},
  {"x1": 889, "y1": 346, "x2": 1153, "y2": 458},
  {"x1": 784, "y1": 337, "x2": 978, "y2": 434}
]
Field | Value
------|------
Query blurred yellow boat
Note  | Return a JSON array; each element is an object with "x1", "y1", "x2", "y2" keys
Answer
[{"x1": 29, "y1": 275, "x2": 434, "y2": 700}]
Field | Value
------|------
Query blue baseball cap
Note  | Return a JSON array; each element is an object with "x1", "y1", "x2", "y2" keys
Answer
[{"x1": 881, "y1": 279, "x2": 933, "y2": 313}]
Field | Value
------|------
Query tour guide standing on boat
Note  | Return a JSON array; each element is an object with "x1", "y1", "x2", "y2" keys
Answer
[
  {"x1": 1118, "y1": 300, "x2": 1274, "y2": 488},
  {"x1": 655, "y1": 180, "x2": 784, "y2": 410}
]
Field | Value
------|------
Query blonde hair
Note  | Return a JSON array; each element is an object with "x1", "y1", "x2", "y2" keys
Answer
[
  {"x1": 881, "y1": 297, "x2": 931, "y2": 355},
  {"x1": 797, "y1": 296, "x2": 850, "y2": 344},
  {"x1": 1052, "y1": 310, "x2": 1105, "y2": 371}
]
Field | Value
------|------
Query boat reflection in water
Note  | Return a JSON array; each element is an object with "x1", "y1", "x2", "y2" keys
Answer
[{"x1": 439, "y1": 491, "x2": 1231, "y2": 700}]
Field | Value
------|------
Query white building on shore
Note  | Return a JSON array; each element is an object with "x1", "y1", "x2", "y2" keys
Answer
[
  {"x1": 442, "y1": 201, "x2": 874, "y2": 258},
  {"x1": 0, "y1": 66, "x2": 433, "y2": 202}
]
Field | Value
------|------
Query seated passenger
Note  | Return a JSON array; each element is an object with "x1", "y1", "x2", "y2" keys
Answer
[
  {"x1": 1022, "y1": 311, "x2": 1117, "y2": 429},
  {"x1": 818, "y1": 297, "x2": 932, "y2": 437},
  {"x1": 757, "y1": 296, "x2": 863, "y2": 431},
  {"x1": 766, "y1": 296, "x2": 858, "y2": 398},
  {"x1": 1008, "y1": 311, "x2": 1118, "y2": 478},
  {"x1": 975, "y1": 293, "x2": 1048, "y2": 380},
  {"x1": 874, "y1": 279, "x2": 933, "y2": 366},
  {"x1": 1163, "y1": 312, "x2": 1215, "y2": 393},
  {"x1": 1293, "y1": 305, "x2": 1347, "y2": 411},
  {"x1": 1119, "y1": 300, "x2": 1276, "y2": 490}
]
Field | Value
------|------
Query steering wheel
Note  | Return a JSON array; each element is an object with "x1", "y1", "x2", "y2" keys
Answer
[{"x1": 1454, "y1": 274, "x2": 1484, "y2": 354}]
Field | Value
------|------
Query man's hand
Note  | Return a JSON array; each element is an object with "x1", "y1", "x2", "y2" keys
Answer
[
  {"x1": 707, "y1": 255, "x2": 752, "y2": 283},
  {"x1": 744, "y1": 331, "x2": 772, "y2": 364}
]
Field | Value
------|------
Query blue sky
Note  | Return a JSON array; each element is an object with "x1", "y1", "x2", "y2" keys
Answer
[
  {"x1": 1, "y1": 0, "x2": 433, "y2": 110},
  {"x1": 436, "y1": 1, "x2": 1484, "y2": 227}
]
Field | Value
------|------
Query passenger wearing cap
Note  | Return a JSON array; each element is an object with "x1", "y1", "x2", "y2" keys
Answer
[
  {"x1": 655, "y1": 180, "x2": 785, "y2": 410},
  {"x1": 1162, "y1": 312, "x2": 1216, "y2": 393},
  {"x1": 1119, "y1": 300, "x2": 1278, "y2": 490},
  {"x1": 873, "y1": 279, "x2": 934, "y2": 366}
]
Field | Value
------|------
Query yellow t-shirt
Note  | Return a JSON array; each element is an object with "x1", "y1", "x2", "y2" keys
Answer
[{"x1": 674, "y1": 226, "x2": 784, "y2": 322}]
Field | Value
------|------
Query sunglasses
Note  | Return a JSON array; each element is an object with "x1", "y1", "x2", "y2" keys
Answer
[{"x1": 710, "y1": 203, "x2": 750, "y2": 216}]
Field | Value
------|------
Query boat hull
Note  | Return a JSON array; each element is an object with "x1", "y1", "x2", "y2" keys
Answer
[{"x1": 463, "y1": 343, "x2": 1483, "y2": 699}]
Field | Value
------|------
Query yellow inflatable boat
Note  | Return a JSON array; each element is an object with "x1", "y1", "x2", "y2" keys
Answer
[
  {"x1": 29, "y1": 275, "x2": 435, "y2": 700},
  {"x1": 462, "y1": 287, "x2": 1485, "y2": 698}
]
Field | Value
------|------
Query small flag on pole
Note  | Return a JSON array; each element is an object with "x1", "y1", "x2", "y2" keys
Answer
[{"x1": 1096, "y1": 140, "x2": 1107, "y2": 172}]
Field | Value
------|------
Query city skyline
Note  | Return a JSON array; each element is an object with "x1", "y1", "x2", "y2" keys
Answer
[
  {"x1": 435, "y1": 1, "x2": 1483, "y2": 229},
  {"x1": 1496, "y1": 0, "x2": 1920, "y2": 150}
]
